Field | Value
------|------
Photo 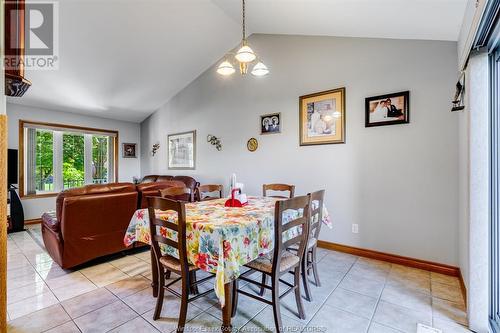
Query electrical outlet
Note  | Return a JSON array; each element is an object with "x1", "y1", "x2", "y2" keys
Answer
[{"x1": 352, "y1": 224, "x2": 359, "y2": 233}]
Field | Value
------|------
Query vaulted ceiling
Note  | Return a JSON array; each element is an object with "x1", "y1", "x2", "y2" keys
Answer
[{"x1": 8, "y1": 0, "x2": 468, "y2": 123}]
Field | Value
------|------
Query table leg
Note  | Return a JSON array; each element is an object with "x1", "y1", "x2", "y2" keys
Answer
[
  {"x1": 221, "y1": 281, "x2": 233, "y2": 332},
  {"x1": 150, "y1": 249, "x2": 158, "y2": 297}
]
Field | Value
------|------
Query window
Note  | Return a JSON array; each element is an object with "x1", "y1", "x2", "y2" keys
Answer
[{"x1": 19, "y1": 120, "x2": 118, "y2": 197}]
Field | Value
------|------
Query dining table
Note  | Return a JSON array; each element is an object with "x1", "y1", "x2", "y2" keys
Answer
[{"x1": 123, "y1": 196, "x2": 332, "y2": 330}]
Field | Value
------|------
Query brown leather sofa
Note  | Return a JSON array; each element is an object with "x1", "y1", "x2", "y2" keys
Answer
[
  {"x1": 41, "y1": 176, "x2": 199, "y2": 269},
  {"x1": 140, "y1": 175, "x2": 199, "y2": 202},
  {"x1": 42, "y1": 183, "x2": 139, "y2": 269}
]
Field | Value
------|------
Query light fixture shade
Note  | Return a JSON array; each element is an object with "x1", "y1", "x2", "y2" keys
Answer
[
  {"x1": 217, "y1": 60, "x2": 235, "y2": 76},
  {"x1": 235, "y1": 45, "x2": 256, "y2": 63},
  {"x1": 251, "y1": 62, "x2": 269, "y2": 76}
]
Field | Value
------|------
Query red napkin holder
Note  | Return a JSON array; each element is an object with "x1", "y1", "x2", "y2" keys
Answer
[{"x1": 225, "y1": 188, "x2": 248, "y2": 207}]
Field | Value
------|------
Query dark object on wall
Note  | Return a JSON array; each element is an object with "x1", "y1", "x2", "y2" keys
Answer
[
  {"x1": 247, "y1": 138, "x2": 258, "y2": 152},
  {"x1": 8, "y1": 149, "x2": 18, "y2": 186},
  {"x1": 365, "y1": 91, "x2": 410, "y2": 127},
  {"x1": 5, "y1": 0, "x2": 32, "y2": 97},
  {"x1": 207, "y1": 134, "x2": 222, "y2": 151},
  {"x1": 451, "y1": 72, "x2": 465, "y2": 112},
  {"x1": 122, "y1": 143, "x2": 137, "y2": 158},
  {"x1": 152, "y1": 143, "x2": 160, "y2": 156},
  {"x1": 8, "y1": 185, "x2": 25, "y2": 233},
  {"x1": 260, "y1": 113, "x2": 281, "y2": 135}
]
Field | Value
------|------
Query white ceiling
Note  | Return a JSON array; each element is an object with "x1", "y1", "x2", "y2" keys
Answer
[{"x1": 9, "y1": 0, "x2": 468, "y2": 123}]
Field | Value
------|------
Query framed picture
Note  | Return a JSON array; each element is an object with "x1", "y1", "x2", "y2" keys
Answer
[
  {"x1": 299, "y1": 87, "x2": 345, "y2": 146},
  {"x1": 365, "y1": 91, "x2": 410, "y2": 127},
  {"x1": 168, "y1": 130, "x2": 196, "y2": 170},
  {"x1": 122, "y1": 143, "x2": 137, "y2": 158},
  {"x1": 260, "y1": 112, "x2": 281, "y2": 135}
]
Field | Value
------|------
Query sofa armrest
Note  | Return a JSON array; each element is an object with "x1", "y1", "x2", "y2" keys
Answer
[{"x1": 42, "y1": 211, "x2": 60, "y2": 233}]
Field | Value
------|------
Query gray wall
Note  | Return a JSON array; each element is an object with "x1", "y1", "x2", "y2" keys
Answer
[
  {"x1": 141, "y1": 34, "x2": 459, "y2": 265},
  {"x1": 7, "y1": 103, "x2": 141, "y2": 220}
]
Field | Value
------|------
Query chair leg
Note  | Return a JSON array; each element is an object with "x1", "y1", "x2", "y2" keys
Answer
[
  {"x1": 165, "y1": 270, "x2": 171, "y2": 280},
  {"x1": 301, "y1": 253, "x2": 312, "y2": 302},
  {"x1": 177, "y1": 277, "x2": 190, "y2": 333},
  {"x1": 153, "y1": 267, "x2": 165, "y2": 320},
  {"x1": 294, "y1": 266, "x2": 306, "y2": 320},
  {"x1": 189, "y1": 271, "x2": 199, "y2": 295},
  {"x1": 271, "y1": 276, "x2": 283, "y2": 332},
  {"x1": 311, "y1": 247, "x2": 321, "y2": 287},
  {"x1": 259, "y1": 273, "x2": 267, "y2": 296},
  {"x1": 231, "y1": 279, "x2": 239, "y2": 317}
]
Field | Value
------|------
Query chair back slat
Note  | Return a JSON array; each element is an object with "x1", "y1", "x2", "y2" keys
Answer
[
  {"x1": 160, "y1": 187, "x2": 192, "y2": 201},
  {"x1": 147, "y1": 196, "x2": 190, "y2": 275},
  {"x1": 263, "y1": 183, "x2": 295, "y2": 199},
  {"x1": 272, "y1": 195, "x2": 310, "y2": 276},
  {"x1": 197, "y1": 184, "x2": 223, "y2": 201}
]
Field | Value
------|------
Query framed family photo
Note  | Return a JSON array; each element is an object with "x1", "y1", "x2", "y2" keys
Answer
[
  {"x1": 167, "y1": 130, "x2": 196, "y2": 170},
  {"x1": 122, "y1": 143, "x2": 137, "y2": 158},
  {"x1": 299, "y1": 87, "x2": 345, "y2": 145},
  {"x1": 365, "y1": 91, "x2": 409, "y2": 127},
  {"x1": 260, "y1": 113, "x2": 281, "y2": 134}
]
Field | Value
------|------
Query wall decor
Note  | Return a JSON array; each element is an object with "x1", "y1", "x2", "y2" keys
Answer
[
  {"x1": 168, "y1": 130, "x2": 196, "y2": 170},
  {"x1": 247, "y1": 137, "x2": 258, "y2": 152},
  {"x1": 365, "y1": 91, "x2": 410, "y2": 127},
  {"x1": 299, "y1": 87, "x2": 345, "y2": 145},
  {"x1": 207, "y1": 134, "x2": 222, "y2": 151},
  {"x1": 122, "y1": 143, "x2": 137, "y2": 158},
  {"x1": 151, "y1": 143, "x2": 160, "y2": 156},
  {"x1": 451, "y1": 72, "x2": 465, "y2": 112},
  {"x1": 260, "y1": 112, "x2": 281, "y2": 135}
]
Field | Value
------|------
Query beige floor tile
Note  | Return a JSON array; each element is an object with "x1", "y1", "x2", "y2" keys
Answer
[
  {"x1": 109, "y1": 316, "x2": 160, "y2": 332},
  {"x1": 143, "y1": 295, "x2": 204, "y2": 333},
  {"x1": 122, "y1": 288, "x2": 157, "y2": 315},
  {"x1": 105, "y1": 275, "x2": 151, "y2": 298},
  {"x1": 7, "y1": 270, "x2": 44, "y2": 289},
  {"x1": 7, "y1": 256, "x2": 32, "y2": 271},
  {"x1": 45, "y1": 271, "x2": 90, "y2": 289},
  {"x1": 326, "y1": 287, "x2": 378, "y2": 319},
  {"x1": 52, "y1": 279, "x2": 98, "y2": 302},
  {"x1": 432, "y1": 318, "x2": 473, "y2": 333},
  {"x1": 356, "y1": 257, "x2": 392, "y2": 271},
  {"x1": 7, "y1": 280, "x2": 50, "y2": 304},
  {"x1": 349, "y1": 262, "x2": 390, "y2": 282},
  {"x1": 306, "y1": 304, "x2": 370, "y2": 333},
  {"x1": 61, "y1": 287, "x2": 118, "y2": 318},
  {"x1": 432, "y1": 297, "x2": 468, "y2": 326},
  {"x1": 38, "y1": 265, "x2": 74, "y2": 280},
  {"x1": 368, "y1": 322, "x2": 405, "y2": 333},
  {"x1": 8, "y1": 291, "x2": 60, "y2": 320},
  {"x1": 23, "y1": 250, "x2": 53, "y2": 266},
  {"x1": 109, "y1": 255, "x2": 151, "y2": 276},
  {"x1": 6, "y1": 304, "x2": 71, "y2": 333},
  {"x1": 82, "y1": 265, "x2": 129, "y2": 287},
  {"x1": 373, "y1": 301, "x2": 432, "y2": 333},
  {"x1": 386, "y1": 275, "x2": 431, "y2": 295},
  {"x1": 390, "y1": 265, "x2": 430, "y2": 280},
  {"x1": 134, "y1": 250, "x2": 152, "y2": 262},
  {"x1": 338, "y1": 272, "x2": 386, "y2": 298},
  {"x1": 431, "y1": 272, "x2": 460, "y2": 287},
  {"x1": 381, "y1": 283, "x2": 432, "y2": 315},
  {"x1": 431, "y1": 281, "x2": 465, "y2": 305},
  {"x1": 241, "y1": 306, "x2": 305, "y2": 333},
  {"x1": 74, "y1": 301, "x2": 138, "y2": 332},
  {"x1": 184, "y1": 312, "x2": 222, "y2": 332},
  {"x1": 45, "y1": 321, "x2": 81, "y2": 333}
]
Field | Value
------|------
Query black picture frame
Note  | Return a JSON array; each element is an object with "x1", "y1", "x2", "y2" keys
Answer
[
  {"x1": 260, "y1": 112, "x2": 281, "y2": 135},
  {"x1": 365, "y1": 91, "x2": 410, "y2": 128},
  {"x1": 122, "y1": 143, "x2": 137, "y2": 158}
]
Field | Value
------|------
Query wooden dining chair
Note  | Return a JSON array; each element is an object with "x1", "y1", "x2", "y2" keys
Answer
[
  {"x1": 231, "y1": 195, "x2": 311, "y2": 330},
  {"x1": 196, "y1": 184, "x2": 223, "y2": 201},
  {"x1": 291, "y1": 189, "x2": 325, "y2": 302},
  {"x1": 147, "y1": 197, "x2": 214, "y2": 331},
  {"x1": 262, "y1": 183, "x2": 295, "y2": 199},
  {"x1": 160, "y1": 186, "x2": 193, "y2": 202}
]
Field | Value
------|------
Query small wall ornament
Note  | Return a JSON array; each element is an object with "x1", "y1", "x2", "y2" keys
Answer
[
  {"x1": 151, "y1": 143, "x2": 160, "y2": 156},
  {"x1": 247, "y1": 138, "x2": 258, "y2": 152},
  {"x1": 207, "y1": 134, "x2": 222, "y2": 151}
]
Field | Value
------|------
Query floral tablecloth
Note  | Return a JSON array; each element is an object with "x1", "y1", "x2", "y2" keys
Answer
[{"x1": 124, "y1": 196, "x2": 332, "y2": 306}]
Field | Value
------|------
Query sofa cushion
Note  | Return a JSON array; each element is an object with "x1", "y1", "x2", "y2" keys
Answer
[
  {"x1": 137, "y1": 181, "x2": 186, "y2": 208},
  {"x1": 172, "y1": 176, "x2": 198, "y2": 191},
  {"x1": 141, "y1": 175, "x2": 159, "y2": 183},
  {"x1": 156, "y1": 175, "x2": 174, "y2": 182}
]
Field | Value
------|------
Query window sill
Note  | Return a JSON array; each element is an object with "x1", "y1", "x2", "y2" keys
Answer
[{"x1": 21, "y1": 193, "x2": 59, "y2": 200}]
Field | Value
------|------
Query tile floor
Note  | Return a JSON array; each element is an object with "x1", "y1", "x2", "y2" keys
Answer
[{"x1": 6, "y1": 225, "x2": 470, "y2": 333}]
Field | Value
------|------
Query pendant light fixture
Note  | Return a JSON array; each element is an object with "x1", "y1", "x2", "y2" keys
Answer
[{"x1": 216, "y1": 0, "x2": 269, "y2": 77}]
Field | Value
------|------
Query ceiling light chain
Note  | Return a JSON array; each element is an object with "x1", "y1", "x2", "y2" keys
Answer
[{"x1": 216, "y1": 0, "x2": 269, "y2": 77}]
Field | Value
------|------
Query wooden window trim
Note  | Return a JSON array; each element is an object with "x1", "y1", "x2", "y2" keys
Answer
[{"x1": 19, "y1": 120, "x2": 119, "y2": 198}]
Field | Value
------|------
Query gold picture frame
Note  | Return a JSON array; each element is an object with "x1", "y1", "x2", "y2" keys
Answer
[{"x1": 299, "y1": 87, "x2": 346, "y2": 145}]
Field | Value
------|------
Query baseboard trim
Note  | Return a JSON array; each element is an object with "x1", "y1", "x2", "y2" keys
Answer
[
  {"x1": 24, "y1": 218, "x2": 42, "y2": 225},
  {"x1": 459, "y1": 270, "x2": 467, "y2": 305},
  {"x1": 317, "y1": 240, "x2": 460, "y2": 277}
]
